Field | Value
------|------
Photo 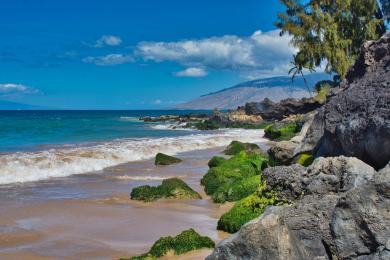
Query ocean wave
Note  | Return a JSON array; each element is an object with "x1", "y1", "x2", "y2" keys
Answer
[
  {"x1": 0, "y1": 129, "x2": 265, "y2": 185},
  {"x1": 149, "y1": 123, "x2": 193, "y2": 131}
]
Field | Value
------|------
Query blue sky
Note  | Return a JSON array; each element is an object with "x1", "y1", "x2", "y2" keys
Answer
[{"x1": 0, "y1": 0, "x2": 293, "y2": 109}]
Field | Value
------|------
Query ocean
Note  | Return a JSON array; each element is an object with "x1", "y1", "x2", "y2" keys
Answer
[{"x1": 0, "y1": 110, "x2": 264, "y2": 185}]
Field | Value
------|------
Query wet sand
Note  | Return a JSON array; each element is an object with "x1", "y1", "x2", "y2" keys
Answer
[{"x1": 0, "y1": 147, "x2": 243, "y2": 260}]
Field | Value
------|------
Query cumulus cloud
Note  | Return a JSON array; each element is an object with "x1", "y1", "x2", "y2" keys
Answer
[
  {"x1": 83, "y1": 54, "x2": 134, "y2": 66},
  {"x1": 0, "y1": 83, "x2": 39, "y2": 94},
  {"x1": 94, "y1": 35, "x2": 122, "y2": 47},
  {"x1": 136, "y1": 30, "x2": 296, "y2": 77},
  {"x1": 174, "y1": 67, "x2": 208, "y2": 77}
]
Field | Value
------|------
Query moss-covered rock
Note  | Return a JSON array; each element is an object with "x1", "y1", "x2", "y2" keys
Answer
[
  {"x1": 224, "y1": 141, "x2": 263, "y2": 155},
  {"x1": 207, "y1": 156, "x2": 226, "y2": 168},
  {"x1": 123, "y1": 229, "x2": 215, "y2": 260},
  {"x1": 201, "y1": 151, "x2": 268, "y2": 203},
  {"x1": 264, "y1": 122, "x2": 301, "y2": 141},
  {"x1": 297, "y1": 153, "x2": 315, "y2": 167},
  {"x1": 155, "y1": 153, "x2": 182, "y2": 166},
  {"x1": 131, "y1": 178, "x2": 201, "y2": 202},
  {"x1": 217, "y1": 183, "x2": 284, "y2": 233}
]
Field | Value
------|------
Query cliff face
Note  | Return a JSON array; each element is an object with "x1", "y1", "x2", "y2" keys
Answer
[{"x1": 312, "y1": 33, "x2": 390, "y2": 169}]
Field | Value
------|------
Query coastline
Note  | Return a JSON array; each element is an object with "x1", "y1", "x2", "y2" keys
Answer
[{"x1": 0, "y1": 141, "x2": 269, "y2": 259}]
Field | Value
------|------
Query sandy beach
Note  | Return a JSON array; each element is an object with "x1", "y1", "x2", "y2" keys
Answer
[{"x1": 0, "y1": 145, "x2": 263, "y2": 259}]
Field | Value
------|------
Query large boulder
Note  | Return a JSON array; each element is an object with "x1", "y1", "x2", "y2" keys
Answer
[
  {"x1": 309, "y1": 33, "x2": 390, "y2": 169},
  {"x1": 208, "y1": 156, "x2": 382, "y2": 260},
  {"x1": 330, "y1": 163, "x2": 390, "y2": 259}
]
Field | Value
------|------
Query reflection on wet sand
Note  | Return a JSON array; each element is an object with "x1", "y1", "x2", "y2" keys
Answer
[{"x1": 0, "y1": 147, "x2": 235, "y2": 259}]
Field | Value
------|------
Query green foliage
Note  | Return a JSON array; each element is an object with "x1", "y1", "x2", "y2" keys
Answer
[
  {"x1": 208, "y1": 156, "x2": 226, "y2": 168},
  {"x1": 124, "y1": 229, "x2": 215, "y2": 260},
  {"x1": 155, "y1": 153, "x2": 182, "y2": 166},
  {"x1": 217, "y1": 183, "x2": 284, "y2": 233},
  {"x1": 130, "y1": 178, "x2": 201, "y2": 202},
  {"x1": 276, "y1": 0, "x2": 386, "y2": 78},
  {"x1": 313, "y1": 83, "x2": 331, "y2": 104},
  {"x1": 297, "y1": 153, "x2": 315, "y2": 167},
  {"x1": 224, "y1": 141, "x2": 263, "y2": 155},
  {"x1": 201, "y1": 151, "x2": 269, "y2": 203},
  {"x1": 264, "y1": 122, "x2": 301, "y2": 141}
]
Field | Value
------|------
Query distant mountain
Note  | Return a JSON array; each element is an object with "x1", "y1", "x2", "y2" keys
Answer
[
  {"x1": 176, "y1": 73, "x2": 332, "y2": 110},
  {"x1": 0, "y1": 100, "x2": 45, "y2": 110}
]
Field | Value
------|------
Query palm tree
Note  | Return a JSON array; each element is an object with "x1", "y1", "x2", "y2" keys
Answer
[{"x1": 288, "y1": 54, "x2": 316, "y2": 97}]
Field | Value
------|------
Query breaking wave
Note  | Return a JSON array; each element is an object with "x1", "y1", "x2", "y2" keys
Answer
[{"x1": 0, "y1": 129, "x2": 265, "y2": 185}]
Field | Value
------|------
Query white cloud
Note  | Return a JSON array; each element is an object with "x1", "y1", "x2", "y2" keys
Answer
[
  {"x1": 0, "y1": 83, "x2": 39, "y2": 94},
  {"x1": 83, "y1": 54, "x2": 134, "y2": 66},
  {"x1": 174, "y1": 67, "x2": 208, "y2": 77},
  {"x1": 136, "y1": 30, "x2": 296, "y2": 77},
  {"x1": 153, "y1": 99, "x2": 162, "y2": 104},
  {"x1": 94, "y1": 35, "x2": 122, "y2": 47}
]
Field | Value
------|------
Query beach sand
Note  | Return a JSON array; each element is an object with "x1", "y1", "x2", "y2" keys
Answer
[{"x1": 0, "y1": 147, "x2": 240, "y2": 259}]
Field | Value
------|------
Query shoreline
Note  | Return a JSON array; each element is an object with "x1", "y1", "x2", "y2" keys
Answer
[{"x1": 0, "y1": 143, "x2": 267, "y2": 259}]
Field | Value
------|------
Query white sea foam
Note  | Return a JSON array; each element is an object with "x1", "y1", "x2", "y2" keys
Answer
[{"x1": 0, "y1": 129, "x2": 265, "y2": 185}]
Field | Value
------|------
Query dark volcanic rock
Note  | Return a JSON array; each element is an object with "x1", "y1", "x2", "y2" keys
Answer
[
  {"x1": 208, "y1": 157, "x2": 381, "y2": 260},
  {"x1": 312, "y1": 33, "x2": 390, "y2": 169},
  {"x1": 331, "y1": 163, "x2": 390, "y2": 259},
  {"x1": 245, "y1": 97, "x2": 322, "y2": 121}
]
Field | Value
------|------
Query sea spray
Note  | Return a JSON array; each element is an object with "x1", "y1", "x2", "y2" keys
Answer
[{"x1": 0, "y1": 129, "x2": 265, "y2": 185}]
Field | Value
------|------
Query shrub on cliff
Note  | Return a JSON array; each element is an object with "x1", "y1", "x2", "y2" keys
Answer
[
  {"x1": 224, "y1": 140, "x2": 264, "y2": 155},
  {"x1": 217, "y1": 183, "x2": 284, "y2": 233},
  {"x1": 131, "y1": 178, "x2": 201, "y2": 202},
  {"x1": 155, "y1": 153, "x2": 182, "y2": 166},
  {"x1": 201, "y1": 151, "x2": 268, "y2": 203},
  {"x1": 124, "y1": 229, "x2": 215, "y2": 260},
  {"x1": 264, "y1": 122, "x2": 301, "y2": 141}
]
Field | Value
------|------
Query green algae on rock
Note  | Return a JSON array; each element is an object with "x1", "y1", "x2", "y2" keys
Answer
[
  {"x1": 154, "y1": 153, "x2": 182, "y2": 166},
  {"x1": 297, "y1": 153, "x2": 315, "y2": 167},
  {"x1": 217, "y1": 182, "x2": 284, "y2": 233},
  {"x1": 130, "y1": 178, "x2": 201, "y2": 202},
  {"x1": 201, "y1": 151, "x2": 268, "y2": 203},
  {"x1": 264, "y1": 122, "x2": 301, "y2": 141},
  {"x1": 223, "y1": 140, "x2": 263, "y2": 155},
  {"x1": 122, "y1": 229, "x2": 215, "y2": 260},
  {"x1": 207, "y1": 156, "x2": 226, "y2": 168}
]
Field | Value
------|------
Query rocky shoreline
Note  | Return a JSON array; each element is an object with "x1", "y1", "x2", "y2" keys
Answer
[{"x1": 127, "y1": 33, "x2": 390, "y2": 260}]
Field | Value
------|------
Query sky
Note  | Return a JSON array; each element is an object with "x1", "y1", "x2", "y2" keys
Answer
[{"x1": 0, "y1": 0, "x2": 295, "y2": 109}]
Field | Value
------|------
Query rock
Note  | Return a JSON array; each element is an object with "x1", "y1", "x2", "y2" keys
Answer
[
  {"x1": 311, "y1": 33, "x2": 390, "y2": 169},
  {"x1": 130, "y1": 178, "x2": 201, "y2": 202},
  {"x1": 330, "y1": 162, "x2": 390, "y2": 259},
  {"x1": 263, "y1": 164, "x2": 307, "y2": 202},
  {"x1": 305, "y1": 156, "x2": 376, "y2": 195},
  {"x1": 224, "y1": 141, "x2": 265, "y2": 156},
  {"x1": 227, "y1": 108, "x2": 263, "y2": 123},
  {"x1": 208, "y1": 156, "x2": 380, "y2": 260},
  {"x1": 208, "y1": 194, "x2": 340, "y2": 260},
  {"x1": 154, "y1": 153, "x2": 182, "y2": 165},
  {"x1": 245, "y1": 97, "x2": 322, "y2": 121},
  {"x1": 267, "y1": 112, "x2": 316, "y2": 165}
]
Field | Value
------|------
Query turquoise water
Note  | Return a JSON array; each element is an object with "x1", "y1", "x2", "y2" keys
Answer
[{"x1": 0, "y1": 110, "x2": 209, "y2": 152}]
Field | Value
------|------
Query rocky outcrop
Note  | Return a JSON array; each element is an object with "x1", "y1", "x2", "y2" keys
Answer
[
  {"x1": 331, "y1": 163, "x2": 390, "y2": 259},
  {"x1": 267, "y1": 111, "x2": 316, "y2": 165},
  {"x1": 307, "y1": 33, "x2": 390, "y2": 169},
  {"x1": 227, "y1": 108, "x2": 263, "y2": 123},
  {"x1": 207, "y1": 157, "x2": 386, "y2": 260},
  {"x1": 245, "y1": 97, "x2": 322, "y2": 121}
]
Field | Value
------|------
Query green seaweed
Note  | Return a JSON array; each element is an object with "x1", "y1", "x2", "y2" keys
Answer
[
  {"x1": 217, "y1": 183, "x2": 284, "y2": 233},
  {"x1": 155, "y1": 153, "x2": 182, "y2": 166},
  {"x1": 224, "y1": 141, "x2": 263, "y2": 156},
  {"x1": 130, "y1": 178, "x2": 201, "y2": 202},
  {"x1": 264, "y1": 122, "x2": 301, "y2": 141},
  {"x1": 207, "y1": 156, "x2": 226, "y2": 168},
  {"x1": 123, "y1": 229, "x2": 215, "y2": 260},
  {"x1": 297, "y1": 153, "x2": 315, "y2": 167}
]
